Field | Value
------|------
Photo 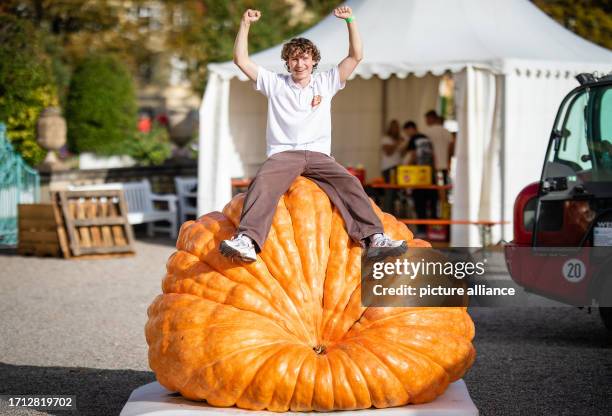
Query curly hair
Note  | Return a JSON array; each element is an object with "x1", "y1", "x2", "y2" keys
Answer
[{"x1": 281, "y1": 38, "x2": 321, "y2": 72}]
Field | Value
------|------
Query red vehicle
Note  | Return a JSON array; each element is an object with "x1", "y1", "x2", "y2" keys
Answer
[{"x1": 505, "y1": 73, "x2": 612, "y2": 330}]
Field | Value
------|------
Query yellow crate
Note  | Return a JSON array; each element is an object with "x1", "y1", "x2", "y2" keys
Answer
[{"x1": 396, "y1": 165, "x2": 432, "y2": 186}]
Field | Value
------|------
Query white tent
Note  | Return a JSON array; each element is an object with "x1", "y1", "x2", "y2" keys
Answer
[{"x1": 198, "y1": 0, "x2": 612, "y2": 246}]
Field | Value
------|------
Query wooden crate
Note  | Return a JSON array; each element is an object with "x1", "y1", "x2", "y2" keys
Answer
[
  {"x1": 17, "y1": 204, "x2": 66, "y2": 257},
  {"x1": 56, "y1": 190, "x2": 135, "y2": 257}
]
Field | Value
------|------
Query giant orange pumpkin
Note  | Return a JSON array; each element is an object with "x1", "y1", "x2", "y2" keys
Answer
[{"x1": 145, "y1": 177, "x2": 475, "y2": 412}]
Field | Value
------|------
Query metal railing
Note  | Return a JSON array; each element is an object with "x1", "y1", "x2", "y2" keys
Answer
[{"x1": 0, "y1": 122, "x2": 40, "y2": 246}]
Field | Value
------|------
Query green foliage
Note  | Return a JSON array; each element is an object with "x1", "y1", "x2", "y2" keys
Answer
[
  {"x1": 1, "y1": 1, "x2": 160, "y2": 93},
  {"x1": 2, "y1": 1, "x2": 343, "y2": 98},
  {"x1": 126, "y1": 123, "x2": 172, "y2": 166},
  {"x1": 0, "y1": 14, "x2": 58, "y2": 166},
  {"x1": 0, "y1": 1, "x2": 118, "y2": 95},
  {"x1": 40, "y1": 30, "x2": 72, "y2": 109},
  {"x1": 66, "y1": 54, "x2": 138, "y2": 155},
  {"x1": 302, "y1": 0, "x2": 341, "y2": 17},
  {"x1": 533, "y1": 0, "x2": 612, "y2": 50}
]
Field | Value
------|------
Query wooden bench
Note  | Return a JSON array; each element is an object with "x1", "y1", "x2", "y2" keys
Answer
[{"x1": 68, "y1": 179, "x2": 178, "y2": 238}]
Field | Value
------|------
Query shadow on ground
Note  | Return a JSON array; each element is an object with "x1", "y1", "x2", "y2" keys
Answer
[
  {"x1": 466, "y1": 308, "x2": 612, "y2": 416},
  {"x1": 0, "y1": 230, "x2": 177, "y2": 257},
  {"x1": 130, "y1": 224, "x2": 178, "y2": 248},
  {"x1": 135, "y1": 236, "x2": 177, "y2": 248},
  {"x1": 469, "y1": 307, "x2": 612, "y2": 348},
  {"x1": 0, "y1": 247, "x2": 17, "y2": 257},
  {"x1": 0, "y1": 362, "x2": 156, "y2": 415}
]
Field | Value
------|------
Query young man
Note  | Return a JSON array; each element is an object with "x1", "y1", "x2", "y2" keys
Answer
[
  {"x1": 402, "y1": 121, "x2": 438, "y2": 235},
  {"x1": 220, "y1": 6, "x2": 407, "y2": 262},
  {"x1": 421, "y1": 110, "x2": 454, "y2": 184}
]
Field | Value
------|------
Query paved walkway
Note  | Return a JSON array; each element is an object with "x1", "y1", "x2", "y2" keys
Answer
[{"x1": 0, "y1": 237, "x2": 175, "y2": 415}]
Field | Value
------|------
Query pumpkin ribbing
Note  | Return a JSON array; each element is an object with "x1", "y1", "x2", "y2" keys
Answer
[{"x1": 145, "y1": 177, "x2": 475, "y2": 411}]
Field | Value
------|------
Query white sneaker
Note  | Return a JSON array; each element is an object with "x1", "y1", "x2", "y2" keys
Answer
[
  {"x1": 366, "y1": 233, "x2": 408, "y2": 260},
  {"x1": 220, "y1": 234, "x2": 257, "y2": 263}
]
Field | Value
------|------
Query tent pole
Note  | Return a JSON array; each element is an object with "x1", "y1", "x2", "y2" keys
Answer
[
  {"x1": 381, "y1": 77, "x2": 388, "y2": 132},
  {"x1": 499, "y1": 75, "x2": 507, "y2": 241}
]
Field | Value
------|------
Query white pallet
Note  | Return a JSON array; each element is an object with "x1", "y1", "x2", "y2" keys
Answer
[{"x1": 120, "y1": 380, "x2": 478, "y2": 416}]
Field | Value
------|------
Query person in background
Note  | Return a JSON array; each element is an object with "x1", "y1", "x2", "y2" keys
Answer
[
  {"x1": 402, "y1": 121, "x2": 437, "y2": 236},
  {"x1": 380, "y1": 119, "x2": 404, "y2": 182},
  {"x1": 422, "y1": 110, "x2": 453, "y2": 183},
  {"x1": 378, "y1": 119, "x2": 404, "y2": 215}
]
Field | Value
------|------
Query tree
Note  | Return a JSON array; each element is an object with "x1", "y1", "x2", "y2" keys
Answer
[
  {"x1": 1, "y1": 1, "x2": 342, "y2": 97},
  {"x1": 65, "y1": 54, "x2": 138, "y2": 155},
  {"x1": 533, "y1": 0, "x2": 612, "y2": 50},
  {"x1": 0, "y1": 14, "x2": 58, "y2": 166},
  {"x1": 0, "y1": 0, "x2": 122, "y2": 103}
]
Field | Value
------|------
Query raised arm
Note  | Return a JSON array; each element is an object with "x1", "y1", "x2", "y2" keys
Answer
[
  {"x1": 233, "y1": 9, "x2": 261, "y2": 82},
  {"x1": 334, "y1": 6, "x2": 363, "y2": 84}
]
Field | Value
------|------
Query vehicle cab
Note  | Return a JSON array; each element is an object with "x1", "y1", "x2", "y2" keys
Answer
[{"x1": 505, "y1": 73, "x2": 612, "y2": 329}]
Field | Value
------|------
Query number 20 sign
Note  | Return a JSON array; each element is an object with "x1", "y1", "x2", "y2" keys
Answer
[{"x1": 562, "y1": 259, "x2": 587, "y2": 283}]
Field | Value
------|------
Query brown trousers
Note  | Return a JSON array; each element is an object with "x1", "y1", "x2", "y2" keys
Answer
[{"x1": 237, "y1": 150, "x2": 383, "y2": 252}]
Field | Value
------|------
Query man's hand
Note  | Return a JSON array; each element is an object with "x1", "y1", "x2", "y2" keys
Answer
[
  {"x1": 333, "y1": 6, "x2": 352, "y2": 19},
  {"x1": 242, "y1": 9, "x2": 261, "y2": 24},
  {"x1": 336, "y1": 5, "x2": 361, "y2": 84},
  {"x1": 234, "y1": 9, "x2": 261, "y2": 82}
]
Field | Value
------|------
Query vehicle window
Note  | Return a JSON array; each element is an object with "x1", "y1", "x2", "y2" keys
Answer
[
  {"x1": 557, "y1": 92, "x2": 591, "y2": 171},
  {"x1": 523, "y1": 197, "x2": 537, "y2": 232},
  {"x1": 543, "y1": 84, "x2": 612, "y2": 185},
  {"x1": 600, "y1": 88, "x2": 612, "y2": 141},
  {"x1": 586, "y1": 86, "x2": 612, "y2": 180}
]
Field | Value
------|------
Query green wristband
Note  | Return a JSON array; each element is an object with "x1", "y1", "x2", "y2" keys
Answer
[{"x1": 345, "y1": 16, "x2": 355, "y2": 23}]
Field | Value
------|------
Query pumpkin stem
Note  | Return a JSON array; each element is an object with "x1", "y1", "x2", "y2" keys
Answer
[{"x1": 313, "y1": 344, "x2": 327, "y2": 355}]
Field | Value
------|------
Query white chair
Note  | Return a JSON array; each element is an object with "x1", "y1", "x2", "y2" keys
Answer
[
  {"x1": 174, "y1": 177, "x2": 198, "y2": 226},
  {"x1": 68, "y1": 179, "x2": 178, "y2": 238}
]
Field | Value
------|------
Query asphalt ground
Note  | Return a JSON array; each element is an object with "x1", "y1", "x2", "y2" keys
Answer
[{"x1": 0, "y1": 238, "x2": 610, "y2": 415}]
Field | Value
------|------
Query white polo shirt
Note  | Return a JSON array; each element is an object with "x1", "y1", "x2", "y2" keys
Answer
[{"x1": 255, "y1": 65, "x2": 345, "y2": 156}]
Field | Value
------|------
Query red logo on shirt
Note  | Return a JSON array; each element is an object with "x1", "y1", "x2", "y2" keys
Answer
[{"x1": 311, "y1": 95, "x2": 322, "y2": 108}]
